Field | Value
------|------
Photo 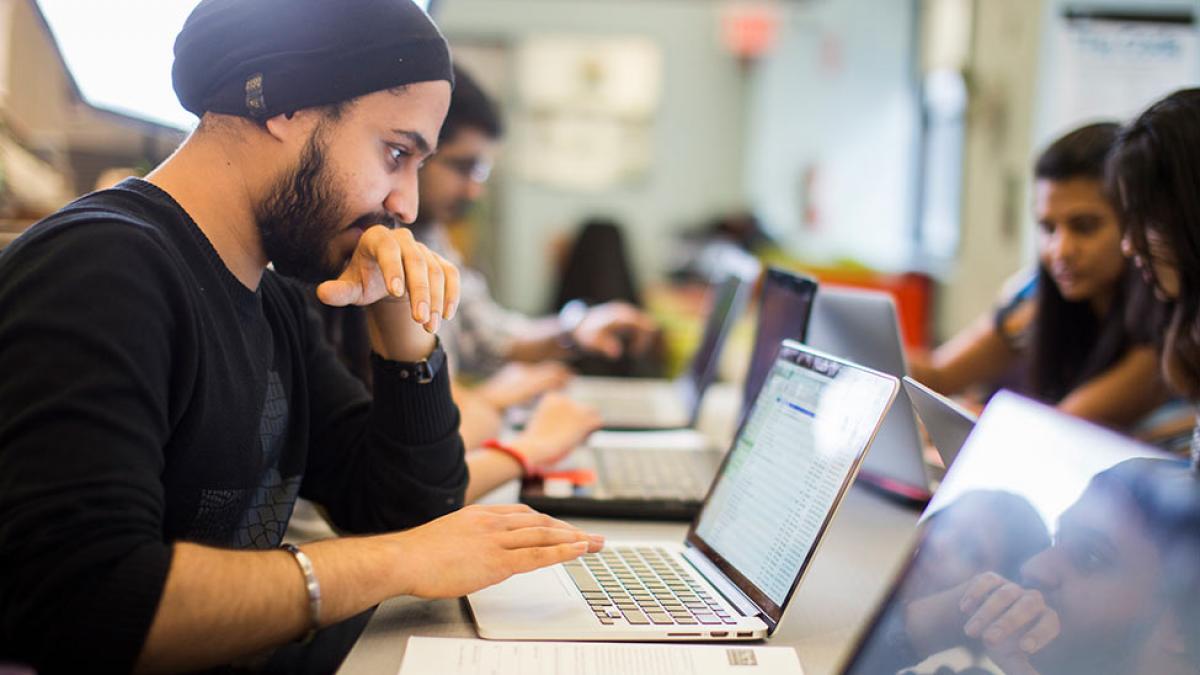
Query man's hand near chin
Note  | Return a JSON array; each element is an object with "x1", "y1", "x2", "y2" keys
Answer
[{"x1": 316, "y1": 224, "x2": 460, "y2": 361}]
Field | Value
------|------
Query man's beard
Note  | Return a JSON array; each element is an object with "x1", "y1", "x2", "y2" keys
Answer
[{"x1": 255, "y1": 126, "x2": 395, "y2": 283}]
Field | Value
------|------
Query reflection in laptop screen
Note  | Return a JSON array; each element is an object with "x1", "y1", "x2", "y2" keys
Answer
[
  {"x1": 841, "y1": 392, "x2": 1200, "y2": 675},
  {"x1": 695, "y1": 349, "x2": 894, "y2": 606}
]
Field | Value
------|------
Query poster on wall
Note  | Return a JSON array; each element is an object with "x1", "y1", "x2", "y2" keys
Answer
[
  {"x1": 514, "y1": 36, "x2": 662, "y2": 191},
  {"x1": 1045, "y1": 9, "x2": 1198, "y2": 136}
]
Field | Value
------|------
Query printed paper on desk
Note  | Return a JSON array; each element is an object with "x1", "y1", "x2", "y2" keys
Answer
[{"x1": 397, "y1": 637, "x2": 805, "y2": 675}]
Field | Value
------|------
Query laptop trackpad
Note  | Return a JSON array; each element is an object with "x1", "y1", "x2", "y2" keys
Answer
[
  {"x1": 480, "y1": 566, "x2": 574, "y2": 600},
  {"x1": 470, "y1": 566, "x2": 590, "y2": 628}
]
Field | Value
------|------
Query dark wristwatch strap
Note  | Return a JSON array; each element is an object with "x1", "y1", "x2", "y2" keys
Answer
[{"x1": 373, "y1": 337, "x2": 446, "y2": 384}]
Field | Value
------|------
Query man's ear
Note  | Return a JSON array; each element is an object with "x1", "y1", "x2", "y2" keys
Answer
[{"x1": 263, "y1": 109, "x2": 317, "y2": 144}]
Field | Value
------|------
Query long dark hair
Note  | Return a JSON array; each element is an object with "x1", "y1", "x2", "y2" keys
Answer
[
  {"x1": 1108, "y1": 89, "x2": 1200, "y2": 398},
  {"x1": 1028, "y1": 123, "x2": 1160, "y2": 402}
]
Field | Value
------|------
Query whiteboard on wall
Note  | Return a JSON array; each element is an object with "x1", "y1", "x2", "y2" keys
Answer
[{"x1": 1044, "y1": 9, "x2": 1199, "y2": 136}]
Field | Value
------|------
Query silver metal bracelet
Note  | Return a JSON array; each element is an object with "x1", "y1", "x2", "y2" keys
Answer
[{"x1": 281, "y1": 543, "x2": 321, "y2": 643}]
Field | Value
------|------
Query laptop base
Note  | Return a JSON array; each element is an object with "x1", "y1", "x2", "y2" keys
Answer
[
  {"x1": 854, "y1": 470, "x2": 931, "y2": 510},
  {"x1": 521, "y1": 488, "x2": 702, "y2": 521}
]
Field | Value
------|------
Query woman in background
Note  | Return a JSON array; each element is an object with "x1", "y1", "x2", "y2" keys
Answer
[
  {"x1": 910, "y1": 123, "x2": 1170, "y2": 431},
  {"x1": 1106, "y1": 88, "x2": 1200, "y2": 466}
]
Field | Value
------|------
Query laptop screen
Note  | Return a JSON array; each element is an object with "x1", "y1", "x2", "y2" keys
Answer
[
  {"x1": 740, "y1": 269, "x2": 818, "y2": 421},
  {"x1": 840, "y1": 392, "x2": 1200, "y2": 675},
  {"x1": 689, "y1": 340, "x2": 897, "y2": 627}
]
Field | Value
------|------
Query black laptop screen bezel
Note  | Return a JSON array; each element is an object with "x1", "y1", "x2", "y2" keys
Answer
[
  {"x1": 740, "y1": 268, "x2": 819, "y2": 421},
  {"x1": 685, "y1": 339, "x2": 898, "y2": 631}
]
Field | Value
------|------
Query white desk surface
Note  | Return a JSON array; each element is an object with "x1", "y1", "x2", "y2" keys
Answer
[{"x1": 337, "y1": 384, "x2": 923, "y2": 675}]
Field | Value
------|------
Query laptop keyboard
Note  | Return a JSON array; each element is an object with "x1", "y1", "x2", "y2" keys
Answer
[
  {"x1": 595, "y1": 449, "x2": 715, "y2": 500},
  {"x1": 562, "y1": 546, "x2": 738, "y2": 626}
]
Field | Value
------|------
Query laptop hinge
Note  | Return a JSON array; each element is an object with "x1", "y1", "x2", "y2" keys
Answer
[{"x1": 682, "y1": 546, "x2": 761, "y2": 618}]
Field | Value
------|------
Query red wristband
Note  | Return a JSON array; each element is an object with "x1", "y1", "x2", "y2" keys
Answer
[{"x1": 482, "y1": 439, "x2": 534, "y2": 477}]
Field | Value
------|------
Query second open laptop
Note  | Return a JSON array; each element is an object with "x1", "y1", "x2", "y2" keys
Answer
[
  {"x1": 520, "y1": 268, "x2": 818, "y2": 520},
  {"x1": 564, "y1": 255, "x2": 760, "y2": 431},
  {"x1": 806, "y1": 286, "x2": 933, "y2": 505},
  {"x1": 470, "y1": 340, "x2": 899, "y2": 641}
]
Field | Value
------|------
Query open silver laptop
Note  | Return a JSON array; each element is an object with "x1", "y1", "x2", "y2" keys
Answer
[
  {"x1": 806, "y1": 287, "x2": 931, "y2": 504},
  {"x1": 469, "y1": 340, "x2": 899, "y2": 641},
  {"x1": 902, "y1": 376, "x2": 977, "y2": 469},
  {"x1": 840, "y1": 391, "x2": 1192, "y2": 675},
  {"x1": 567, "y1": 257, "x2": 760, "y2": 430}
]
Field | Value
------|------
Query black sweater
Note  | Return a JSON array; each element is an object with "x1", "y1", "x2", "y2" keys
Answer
[{"x1": 0, "y1": 179, "x2": 467, "y2": 672}]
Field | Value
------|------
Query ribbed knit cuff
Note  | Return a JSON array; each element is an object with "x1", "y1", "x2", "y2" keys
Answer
[{"x1": 369, "y1": 350, "x2": 459, "y2": 445}]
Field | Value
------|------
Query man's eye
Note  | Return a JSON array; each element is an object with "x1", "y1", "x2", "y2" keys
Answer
[{"x1": 388, "y1": 145, "x2": 412, "y2": 165}]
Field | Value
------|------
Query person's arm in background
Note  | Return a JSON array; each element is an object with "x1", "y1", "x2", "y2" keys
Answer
[
  {"x1": 465, "y1": 393, "x2": 602, "y2": 503},
  {"x1": 908, "y1": 311, "x2": 1021, "y2": 396},
  {"x1": 472, "y1": 361, "x2": 574, "y2": 410},
  {"x1": 449, "y1": 256, "x2": 658, "y2": 371},
  {"x1": 505, "y1": 301, "x2": 658, "y2": 362},
  {"x1": 454, "y1": 382, "x2": 504, "y2": 450},
  {"x1": 1058, "y1": 345, "x2": 1170, "y2": 428}
]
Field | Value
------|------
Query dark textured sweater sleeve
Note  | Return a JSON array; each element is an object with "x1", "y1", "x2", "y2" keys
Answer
[
  {"x1": 0, "y1": 221, "x2": 180, "y2": 672},
  {"x1": 294, "y1": 285, "x2": 467, "y2": 533}
]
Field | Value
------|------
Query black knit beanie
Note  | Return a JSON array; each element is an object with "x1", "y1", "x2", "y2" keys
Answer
[{"x1": 172, "y1": 0, "x2": 454, "y2": 119}]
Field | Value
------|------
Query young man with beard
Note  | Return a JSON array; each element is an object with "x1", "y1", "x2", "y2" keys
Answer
[
  {"x1": 319, "y1": 66, "x2": 657, "y2": 496},
  {"x1": 0, "y1": 1, "x2": 601, "y2": 672}
]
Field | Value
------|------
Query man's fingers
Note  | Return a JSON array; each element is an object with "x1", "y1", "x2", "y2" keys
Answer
[
  {"x1": 498, "y1": 526, "x2": 592, "y2": 550},
  {"x1": 440, "y1": 253, "x2": 461, "y2": 320},
  {"x1": 499, "y1": 512, "x2": 579, "y2": 532},
  {"x1": 315, "y1": 279, "x2": 363, "y2": 307},
  {"x1": 506, "y1": 541, "x2": 590, "y2": 575},
  {"x1": 396, "y1": 232, "x2": 430, "y2": 324},
  {"x1": 366, "y1": 227, "x2": 407, "y2": 299},
  {"x1": 964, "y1": 582, "x2": 1023, "y2": 639},
  {"x1": 425, "y1": 248, "x2": 445, "y2": 332}
]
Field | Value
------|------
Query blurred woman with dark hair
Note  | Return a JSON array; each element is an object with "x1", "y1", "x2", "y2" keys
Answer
[
  {"x1": 911, "y1": 123, "x2": 1171, "y2": 431},
  {"x1": 1107, "y1": 88, "x2": 1200, "y2": 467}
]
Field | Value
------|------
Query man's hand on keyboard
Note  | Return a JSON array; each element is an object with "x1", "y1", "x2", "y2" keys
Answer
[{"x1": 386, "y1": 504, "x2": 604, "y2": 599}]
